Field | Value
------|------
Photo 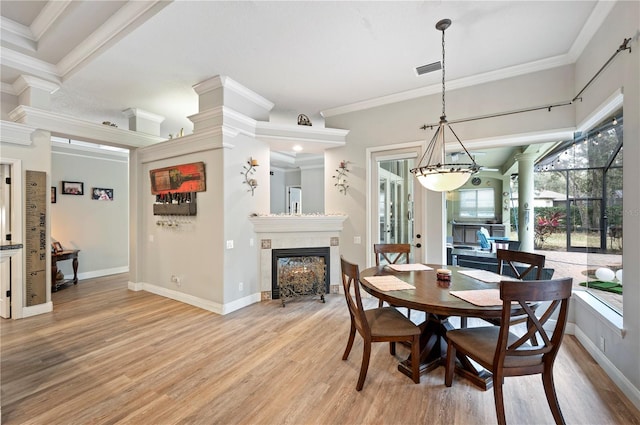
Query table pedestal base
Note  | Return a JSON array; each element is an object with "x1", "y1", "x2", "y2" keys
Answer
[{"x1": 397, "y1": 314, "x2": 493, "y2": 391}]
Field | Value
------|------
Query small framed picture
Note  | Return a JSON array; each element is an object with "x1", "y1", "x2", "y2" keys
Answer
[
  {"x1": 51, "y1": 187, "x2": 56, "y2": 203},
  {"x1": 92, "y1": 187, "x2": 114, "y2": 201},
  {"x1": 62, "y1": 181, "x2": 84, "y2": 195},
  {"x1": 52, "y1": 242, "x2": 63, "y2": 253}
]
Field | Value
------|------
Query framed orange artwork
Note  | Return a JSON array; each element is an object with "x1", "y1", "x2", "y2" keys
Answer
[{"x1": 149, "y1": 162, "x2": 206, "y2": 195}]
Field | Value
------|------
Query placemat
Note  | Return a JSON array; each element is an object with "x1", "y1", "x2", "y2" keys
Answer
[
  {"x1": 363, "y1": 275, "x2": 415, "y2": 291},
  {"x1": 458, "y1": 269, "x2": 519, "y2": 283},
  {"x1": 386, "y1": 263, "x2": 433, "y2": 272},
  {"x1": 450, "y1": 289, "x2": 504, "y2": 306}
]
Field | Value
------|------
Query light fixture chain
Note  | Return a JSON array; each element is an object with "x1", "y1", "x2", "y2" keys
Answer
[{"x1": 441, "y1": 26, "x2": 446, "y2": 118}]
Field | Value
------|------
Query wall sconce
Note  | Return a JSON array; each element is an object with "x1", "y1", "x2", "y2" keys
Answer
[
  {"x1": 243, "y1": 157, "x2": 259, "y2": 196},
  {"x1": 333, "y1": 160, "x2": 349, "y2": 195}
]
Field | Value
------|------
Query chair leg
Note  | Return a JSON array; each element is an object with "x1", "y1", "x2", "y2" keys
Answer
[
  {"x1": 356, "y1": 341, "x2": 372, "y2": 391},
  {"x1": 378, "y1": 299, "x2": 384, "y2": 307},
  {"x1": 542, "y1": 369, "x2": 566, "y2": 425},
  {"x1": 407, "y1": 308, "x2": 412, "y2": 320},
  {"x1": 460, "y1": 316, "x2": 468, "y2": 329},
  {"x1": 493, "y1": 372, "x2": 507, "y2": 425},
  {"x1": 410, "y1": 334, "x2": 420, "y2": 384},
  {"x1": 444, "y1": 342, "x2": 456, "y2": 387},
  {"x1": 389, "y1": 341, "x2": 396, "y2": 355},
  {"x1": 342, "y1": 321, "x2": 356, "y2": 360}
]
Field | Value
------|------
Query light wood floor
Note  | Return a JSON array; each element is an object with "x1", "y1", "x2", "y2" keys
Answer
[{"x1": 2, "y1": 274, "x2": 639, "y2": 425}]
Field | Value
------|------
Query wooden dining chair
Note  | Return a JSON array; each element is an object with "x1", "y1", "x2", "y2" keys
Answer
[
  {"x1": 340, "y1": 256, "x2": 421, "y2": 391},
  {"x1": 495, "y1": 249, "x2": 548, "y2": 342},
  {"x1": 373, "y1": 244, "x2": 412, "y2": 317},
  {"x1": 444, "y1": 277, "x2": 573, "y2": 425},
  {"x1": 496, "y1": 249, "x2": 546, "y2": 280}
]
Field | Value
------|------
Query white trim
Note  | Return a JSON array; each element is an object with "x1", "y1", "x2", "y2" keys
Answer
[
  {"x1": 0, "y1": 120, "x2": 36, "y2": 146},
  {"x1": 193, "y1": 75, "x2": 275, "y2": 112},
  {"x1": 138, "y1": 128, "x2": 227, "y2": 163},
  {"x1": 128, "y1": 281, "x2": 223, "y2": 314},
  {"x1": 0, "y1": 16, "x2": 35, "y2": 41},
  {"x1": 22, "y1": 302, "x2": 53, "y2": 318},
  {"x1": 322, "y1": 56, "x2": 571, "y2": 118},
  {"x1": 30, "y1": 0, "x2": 73, "y2": 41},
  {"x1": 12, "y1": 75, "x2": 60, "y2": 96},
  {"x1": 127, "y1": 281, "x2": 262, "y2": 315},
  {"x1": 574, "y1": 326, "x2": 640, "y2": 412},
  {"x1": 576, "y1": 89, "x2": 624, "y2": 133},
  {"x1": 566, "y1": 1, "x2": 618, "y2": 63},
  {"x1": 0, "y1": 46, "x2": 61, "y2": 82},
  {"x1": 249, "y1": 215, "x2": 347, "y2": 233},
  {"x1": 74, "y1": 267, "x2": 129, "y2": 281},
  {"x1": 8, "y1": 105, "x2": 164, "y2": 149},
  {"x1": 573, "y1": 290, "x2": 624, "y2": 337},
  {"x1": 121, "y1": 108, "x2": 165, "y2": 123},
  {"x1": 57, "y1": 1, "x2": 170, "y2": 79},
  {"x1": 460, "y1": 128, "x2": 576, "y2": 151}
]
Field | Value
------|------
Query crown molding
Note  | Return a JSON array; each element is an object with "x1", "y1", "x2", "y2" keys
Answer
[
  {"x1": 192, "y1": 75, "x2": 275, "y2": 112},
  {"x1": 0, "y1": 47, "x2": 61, "y2": 82},
  {"x1": 322, "y1": 1, "x2": 615, "y2": 119},
  {"x1": 122, "y1": 107, "x2": 165, "y2": 123},
  {"x1": 322, "y1": 54, "x2": 572, "y2": 118},
  {"x1": 255, "y1": 121, "x2": 348, "y2": 152},
  {"x1": 567, "y1": 0, "x2": 618, "y2": 62},
  {"x1": 1, "y1": 82, "x2": 17, "y2": 95},
  {"x1": 57, "y1": 1, "x2": 171, "y2": 80},
  {"x1": 12, "y1": 75, "x2": 60, "y2": 96},
  {"x1": 0, "y1": 17, "x2": 36, "y2": 51},
  {"x1": 30, "y1": 1, "x2": 73, "y2": 41},
  {"x1": 138, "y1": 128, "x2": 229, "y2": 164},
  {"x1": 8, "y1": 105, "x2": 164, "y2": 149},
  {"x1": 0, "y1": 120, "x2": 36, "y2": 146}
]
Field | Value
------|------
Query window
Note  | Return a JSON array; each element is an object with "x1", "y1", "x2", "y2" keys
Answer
[{"x1": 457, "y1": 188, "x2": 495, "y2": 219}]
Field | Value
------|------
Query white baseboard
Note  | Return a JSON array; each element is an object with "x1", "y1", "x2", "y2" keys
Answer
[
  {"x1": 127, "y1": 281, "x2": 261, "y2": 315},
  {"x1": 574, "y1": 325, "x2": 640, "y2": 412},
  {"x1": 22, "y1": 301, "x2": 53, "y2": 318},
  {"x1": 74, "y1": 266, "x2": 129, "y2": 281}
]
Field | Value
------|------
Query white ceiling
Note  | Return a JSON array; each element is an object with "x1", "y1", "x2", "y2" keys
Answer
[{"x1": 1, "y1": 0, "x2": 611, "y2": 168}]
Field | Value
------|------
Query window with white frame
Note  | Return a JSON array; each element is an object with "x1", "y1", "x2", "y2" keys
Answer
[{"x1": 457, "y1": 188, "x2": 495, "y2": 219}]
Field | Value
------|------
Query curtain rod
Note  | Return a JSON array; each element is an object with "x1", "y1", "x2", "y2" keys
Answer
[{"x1": 420, "y1": 37, "x2": 632, "y2": 130}]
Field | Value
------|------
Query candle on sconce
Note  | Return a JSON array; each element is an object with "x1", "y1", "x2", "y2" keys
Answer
[{"x1": 251, "y1": 159, "x2": 259, "y2": 167}]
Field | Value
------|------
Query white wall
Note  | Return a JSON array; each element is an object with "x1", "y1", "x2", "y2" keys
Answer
[
  {"x1": 571, "y1": 0, "x2": 640, "y2": 403},
  {"x1": 301, "y1": 166, "x2": 324, "y2": 213},
  {"x1": 269, "y1": 168, "x2": 286, "y2": 213},
  {"x1": 325, "y1": 65, "x2": 576, "y2": 268},
  {"x1": 51, "y1": 143, "x2": 129, "y2": 279}
]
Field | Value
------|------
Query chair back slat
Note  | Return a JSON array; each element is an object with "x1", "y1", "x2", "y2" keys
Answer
[
  {"x1": 374, "y1": 244, "x2": 410, "y2": 266},
  {"x1": 495, "y1": 278, "x2": 572, "y2": 365},
  {"x1": 497, "y1": 249, "x2": 546, "y2": 280},
  {"x1": 340, "y1": 256, "x2": 370, "y2": 337}
]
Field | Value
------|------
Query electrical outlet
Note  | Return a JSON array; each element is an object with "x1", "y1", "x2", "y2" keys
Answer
[
  {"x1": 226, "y1": 240, "x2": 234, "y2": 249},
  {"x1": 239, "y1": 282, "x2": 244, "y2": 291},
  {"x1": 171, "y1": 275, "x2": 181, "y2": 286},
  {"x1": 354, "y1": 236, "x2": 361, "y2": 244},
  {"x1": 599, "y1": 336, "x2": 606, "y2": 352}
]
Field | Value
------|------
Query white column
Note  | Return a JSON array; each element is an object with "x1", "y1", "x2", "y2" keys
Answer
[
  {"x1": 122, "y1": 108, "x2": 165, "y2": 136},
  {"x1": 516, "y1": 153, "x2": 536, "y2": 252},
  {"x1": 12, "y1": 75, "x2": 59, "y2": 110}
]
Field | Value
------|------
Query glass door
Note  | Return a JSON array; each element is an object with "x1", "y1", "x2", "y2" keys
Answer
[{"x1": 371, "y1": 148, "x2": 421, "y2": 263}]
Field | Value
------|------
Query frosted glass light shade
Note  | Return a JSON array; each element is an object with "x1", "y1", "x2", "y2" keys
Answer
[{"x1": 415, "y1": 169, "x2": 473, "y2": 192}]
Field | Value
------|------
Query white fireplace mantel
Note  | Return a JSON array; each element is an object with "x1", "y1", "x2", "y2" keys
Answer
[{"x1": 249, "y1": 215, "x2": 347, "y2": 233}]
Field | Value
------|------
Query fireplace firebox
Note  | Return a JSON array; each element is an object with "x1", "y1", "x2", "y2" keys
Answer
[{"x1": 271, "y1": 247, "x2": 330, "y2": 306}]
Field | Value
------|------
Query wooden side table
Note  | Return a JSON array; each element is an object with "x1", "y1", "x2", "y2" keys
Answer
[{"x1": 51, "y1": 249, "x2": 80, "y2": 291}]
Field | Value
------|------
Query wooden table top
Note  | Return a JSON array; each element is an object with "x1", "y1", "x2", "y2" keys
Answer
[{"x1": 359, "y1": 264, "x2": 508, "y2": 319}]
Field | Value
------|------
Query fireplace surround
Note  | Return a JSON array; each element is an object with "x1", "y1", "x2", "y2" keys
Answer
[{"x1": 249, "y1": 215, "x2": 347, "y2": 301}]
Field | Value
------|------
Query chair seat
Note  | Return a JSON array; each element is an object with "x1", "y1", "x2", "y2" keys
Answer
[
  {"x1": 447, "y1": 327, "x2": 543, "y2": 369},
  {"x1": 365, "y1": 307, "x2": 420, "y2": 338}
]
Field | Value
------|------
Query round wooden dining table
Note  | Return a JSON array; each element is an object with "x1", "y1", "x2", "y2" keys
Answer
[{"x1": 359, "y1": 264, "x2": 514, "y2": 390}]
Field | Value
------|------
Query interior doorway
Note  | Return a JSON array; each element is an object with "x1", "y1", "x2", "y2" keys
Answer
[{"x1": 370, "y1": 147, "x2": 422, "y2": 264}]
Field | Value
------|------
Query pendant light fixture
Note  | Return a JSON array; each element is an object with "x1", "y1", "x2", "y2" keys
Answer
[{"x1": 410, "y1": 19, "x2": 479, "y2": 192}]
